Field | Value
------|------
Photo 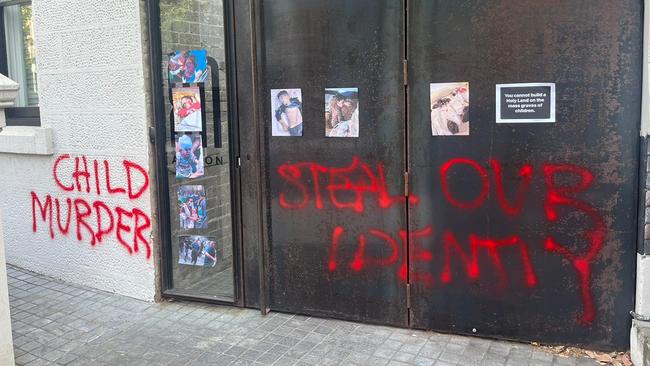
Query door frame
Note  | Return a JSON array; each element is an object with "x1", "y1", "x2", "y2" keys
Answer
[{"x1": 145, "y1": 0, "x2": 245, "y2": 306}]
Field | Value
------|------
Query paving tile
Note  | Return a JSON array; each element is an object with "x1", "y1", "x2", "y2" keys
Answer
[
  {"x1": 55, "y1": 352, "x2": 80, "y2": 366},
  {"x1": 529, "y1": 359, "x2": 553, "y2": 366},
  {"x1": 434, "y1": 360, "x2": 457, "y2": 366},
  {"x1": 575, "y1": 358, "x2": 599, "y2": 366},
  {"x1": 374, "y1": 346, "x2": 397, "y2": 359},
  {"x1": 480, "y1": 360, "x2": 505, "y2": 366},
  {"x1": 388, "y1": 361, "x2": 411, "y2": 366},
  {"x1": 419, "y1": 343, "x2": 445, "y2": 359},
  {"x1": 14, "y1": 352, "x2": 37, "y2": 365},
  {"x1": 438, "y1": 349, "x2": 463, "y2": 364},
  {"x1": 532, "y1": 350, "x2": 554, "y2": 362},
  {"x1": 362, "y1": 355, "x2": 391, "y2": 366},
  {"x1": 552, "y1": 355, "x2": 578, "y2": 366}
]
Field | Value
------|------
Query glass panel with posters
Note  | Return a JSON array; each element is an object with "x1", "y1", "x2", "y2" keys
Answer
[{"x1": 158, "y1": 0, "x2": 237, "y2": 301}]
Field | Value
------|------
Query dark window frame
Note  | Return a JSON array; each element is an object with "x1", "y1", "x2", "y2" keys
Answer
[{"x1": 0, "y1": 0, "x2": 40, "y2": 127}]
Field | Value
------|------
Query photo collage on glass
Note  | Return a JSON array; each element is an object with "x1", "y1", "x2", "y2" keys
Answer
[{"x1": 170, "y1": 49, "x2": 217, "y2": 268}]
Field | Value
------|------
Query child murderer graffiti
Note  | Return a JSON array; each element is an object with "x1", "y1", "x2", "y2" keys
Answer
[{"x1": 31, "y1": 154, "x2": 152, "y2": 259}]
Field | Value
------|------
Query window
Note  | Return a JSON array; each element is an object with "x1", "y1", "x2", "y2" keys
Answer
[{"x1": 0, "y1": 0, "x2": 39, "y2": 126}]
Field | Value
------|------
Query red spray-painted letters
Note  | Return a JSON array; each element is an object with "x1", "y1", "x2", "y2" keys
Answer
[
  {"x1": 32, "y1": 154, "x2": 152, "y2": 259},
  {"x1": 277, "y1": 156, "x2": 605, "y2": 326}
]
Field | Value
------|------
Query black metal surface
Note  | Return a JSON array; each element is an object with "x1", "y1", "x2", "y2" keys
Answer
[
  {"x1": 232, "y1": 0, "x2": 264, "y2": 309},
  {"x1": 259, "y1": 0, "x2": 408, "y2": 325},
  {"x1": 145, "y1": 0, "x2": 173, "y2": 295},
  {"x1": 407, "y1": 0, "x2": 641, "y2": 349},
  {"x1": 250, "y1": 0, "x2": 271, "y2": 315},
  {"x1": 223, "y1": 0, "x2": 245, "y2": 305},
  {"x1": 638, "y1": 136, "x2": 648, "y2": 255}
]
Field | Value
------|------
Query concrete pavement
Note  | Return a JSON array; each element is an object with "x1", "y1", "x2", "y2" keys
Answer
[{"x1": 7, "y1": 264, "x2": 598, "y2": 366}]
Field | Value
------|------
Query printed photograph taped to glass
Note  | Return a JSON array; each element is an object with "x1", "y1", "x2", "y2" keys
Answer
[
  {"x1": 168, "y1": 49, "x2": 208, "y2": 84},
  {"x1": 271, "y1": 88, "x2": 303, "y2": 137},
  {"x1": 178, "y1": 235, "x2": 217, "y2": 267},
  {"x1": 325, "y1": 88, "x2": 359, "y2": 137},
  {"x1": 175, "y1": 132, "x2": 204, "y2": 179},
  {"x1": 172, "y1": 86, "x2": 203, "y2": 132},
  {"x1": 177, "y1": 185, "x2": 208, "y2": 230},
  {"x1": 430, "y1": 82, "x2": 469, "y2": 136}
]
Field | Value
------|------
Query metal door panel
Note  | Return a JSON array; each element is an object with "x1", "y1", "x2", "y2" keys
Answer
[
  {"x1": 260, "y1": 0, "x2": 407, "y2": 326},
  {"x1": 407, "y1": 0, "x2": 641, "y2": 349}
]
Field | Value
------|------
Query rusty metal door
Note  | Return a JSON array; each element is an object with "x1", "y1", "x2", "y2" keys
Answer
[
  {"x1": 259, "y1": 1, "x2": 408, "y2": 326},
  {"x1": 406, "y1": 0, "x2": 641, "y2": 349}
]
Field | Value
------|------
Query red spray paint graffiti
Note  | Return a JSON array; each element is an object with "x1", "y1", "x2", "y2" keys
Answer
[
  {"x1": 277, "y1": 156, "x2": 605, "y2": 325},
  {"x1": 542, "y1": 164, "x2": 604, "y2": 325},
  {"x1": 277, "y1": 157, "x2": 419, "y2": 213},
  {"x1": 32, "y1": 154, "x2": 152, "y2": 259}
]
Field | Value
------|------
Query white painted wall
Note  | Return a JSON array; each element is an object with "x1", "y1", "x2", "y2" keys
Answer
[
  {"x1": 0, "y1": 210, "x2": 15, "y2": 365},
  {"x1": 0, "y1": 0, "x2": 155, "y2": 301}
]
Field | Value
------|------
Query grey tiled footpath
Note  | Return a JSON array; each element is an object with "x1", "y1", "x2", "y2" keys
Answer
[{"x1": 7, "y1": 265, "x2": 598, "y2": 366}]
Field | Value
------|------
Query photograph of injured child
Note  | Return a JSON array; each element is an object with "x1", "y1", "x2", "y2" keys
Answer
[
  {"x1": 175, "y1": 133, "x2": 204, "y2": 179},
  {"x1": 325, "y1": 88, "x2": 359, "y2": 137},
  {"x1": 430, "y1": 82, "x2": 469, "y2": 136},
  {"x1": 172, "y1": 86, "x2": 203, "y2": 132},
  {"x1": 271, "y1": 88, "x2": 303, "y2": 137},
  {"x1": 168, "y1": 49, "x2": 208, "y2": 84}
]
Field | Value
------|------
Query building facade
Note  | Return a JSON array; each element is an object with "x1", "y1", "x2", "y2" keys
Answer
[{"x1": 0, "y1": 0, "x2": 649, "y2": 357}]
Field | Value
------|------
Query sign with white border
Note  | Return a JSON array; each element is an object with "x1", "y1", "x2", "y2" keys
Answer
[{"x1": 496, "y1": 83, "x2": 556, "y2": 123}]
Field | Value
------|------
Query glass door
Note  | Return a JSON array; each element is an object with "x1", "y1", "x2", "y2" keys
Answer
[{"x1": 155, "y1": 0, "x2": 239, "y2": 302}]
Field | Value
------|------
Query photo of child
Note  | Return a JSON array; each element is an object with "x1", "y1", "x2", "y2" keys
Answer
[
  {"x1": 172, "y1": 87, "x2": 203, "y2": 132},
  {"x1": 430, "y1": 82, "x2": 469, "y2": 136},
  {"x1": 325, "y1": 88, "x2": 359, "y2": 137},
  {"x1": 175, "y1": 133, "x2": 204, "y2": 179},
  {"x1": 168, "y1": 49, "x2": 208, "y2": 84},
  {"x1": 178, "y1": 235, "x2": 217, "y2": 267},
  {"x1": 270, "y1": 88, "x2": 303, "y2": 137},
  {"x1": 177, "y1": 185, "x2": 208, "y2": 230}
]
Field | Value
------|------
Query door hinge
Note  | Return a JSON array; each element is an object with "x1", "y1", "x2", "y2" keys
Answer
[
  {"x1": 406, "y1": 283, "x2": 411, "y2": 309},
  {"x1": 403, "y1": 59, "x2": 408, "y2": 86},
  {"x1": 148, "y1": 126, "x2": 156, "y2": 144},
  {"x1": 404, "y1": 171, "x2": 410, "y2": 197}
]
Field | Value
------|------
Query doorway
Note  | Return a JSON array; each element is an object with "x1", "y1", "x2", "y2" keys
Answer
[{"x1": 150, "y1": 0, "x2": 242, "y2": 304}]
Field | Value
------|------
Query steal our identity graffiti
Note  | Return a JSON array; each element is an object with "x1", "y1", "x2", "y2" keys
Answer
[{"x1": 276, "y1": 157, "x2": 605, "y2": 326}]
